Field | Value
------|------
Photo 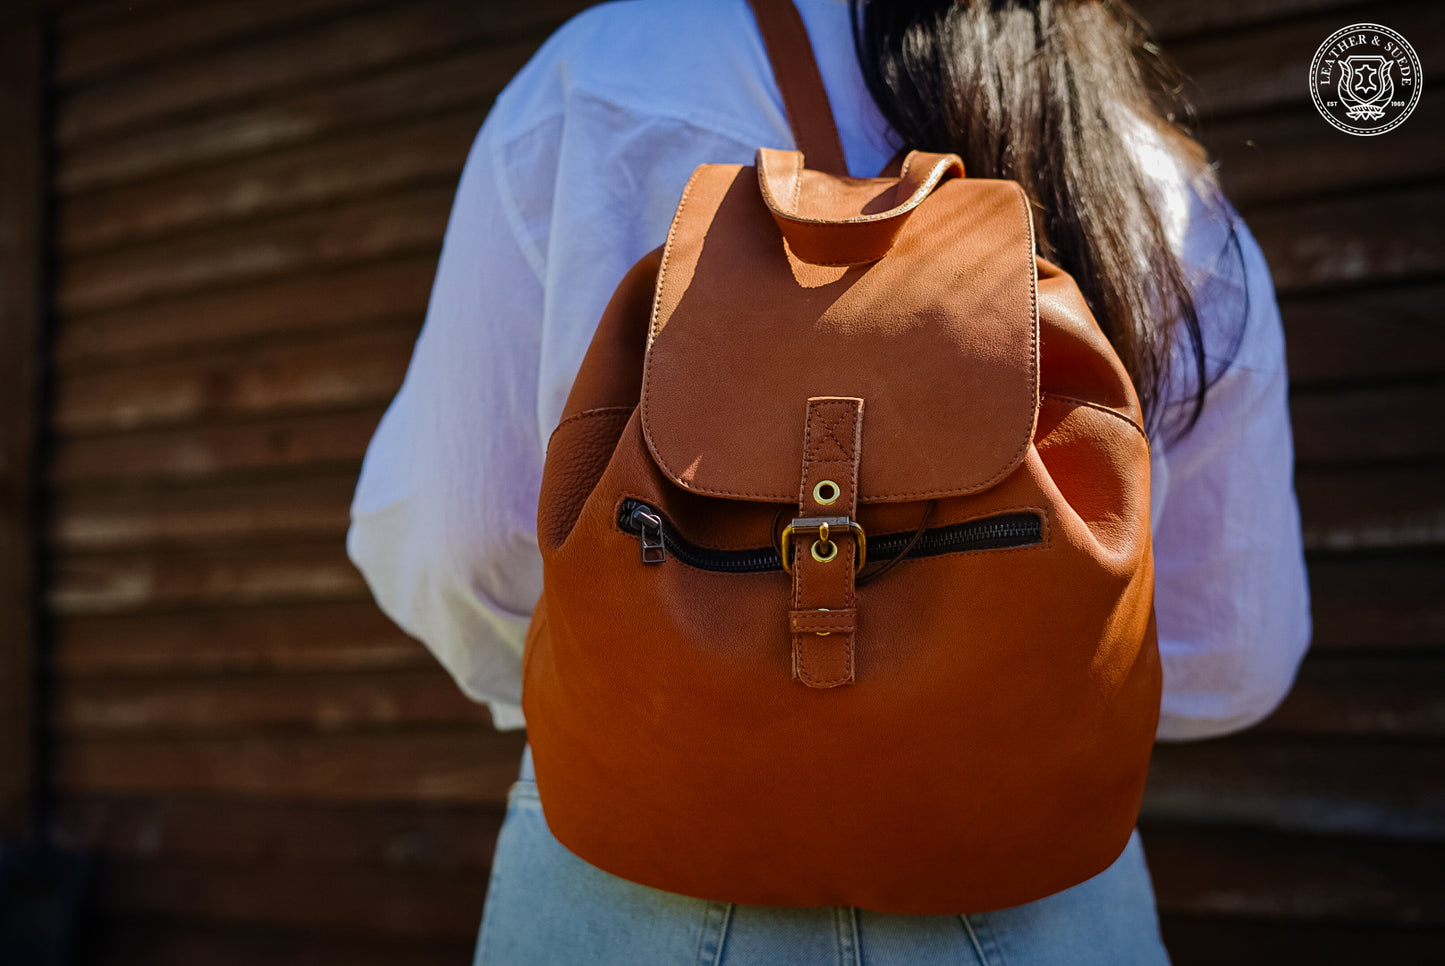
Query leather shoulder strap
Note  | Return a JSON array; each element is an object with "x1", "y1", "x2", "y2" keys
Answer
[{"x1": 746, "y1": 0, "x2": 849, "y2": 176}]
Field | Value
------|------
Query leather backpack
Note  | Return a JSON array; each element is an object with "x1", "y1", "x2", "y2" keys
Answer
[{"x1": 521, "y1": 0, "x2": 1161, "y2": 914}]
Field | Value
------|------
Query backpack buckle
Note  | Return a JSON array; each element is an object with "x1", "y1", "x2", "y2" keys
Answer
[{"x1": 779, "y1": 516, "x2": 867, "y2": 574}]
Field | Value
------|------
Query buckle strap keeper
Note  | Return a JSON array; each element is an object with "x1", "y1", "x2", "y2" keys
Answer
[{"x1": 789, "y1": 607, "x2": 857, "y2": 635}]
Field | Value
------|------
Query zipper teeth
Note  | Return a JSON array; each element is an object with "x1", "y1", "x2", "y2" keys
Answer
[
  {"x1": 905, "y1": 519, "x2": 1041, "y2": 554},
  {"x1": 619, "y1": 500, "x2": 1041, "y2": 573}
]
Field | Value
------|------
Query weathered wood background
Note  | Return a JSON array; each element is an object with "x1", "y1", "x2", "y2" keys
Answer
[{"x1": 25, "y1": 0, "x2": 1443, "y2": 962}]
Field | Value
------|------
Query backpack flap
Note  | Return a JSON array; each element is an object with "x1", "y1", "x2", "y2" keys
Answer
[{"x1": 640, "y1": 151, "x2": 1041, "y2": 505}]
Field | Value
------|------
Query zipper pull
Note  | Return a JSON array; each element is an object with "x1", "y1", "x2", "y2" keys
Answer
[{"x1": 630, "y1": 506, "x2": 666, "y2": 564}]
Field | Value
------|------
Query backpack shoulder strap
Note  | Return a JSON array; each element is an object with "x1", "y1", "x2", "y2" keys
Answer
[{"x1": 746, "y1": 0, "x2": 849, "y2": 176}]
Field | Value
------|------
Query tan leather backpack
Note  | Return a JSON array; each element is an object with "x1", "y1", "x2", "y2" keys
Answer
[{"x1": 521, "y1": 0, "x2": 1160, "y2": 914}]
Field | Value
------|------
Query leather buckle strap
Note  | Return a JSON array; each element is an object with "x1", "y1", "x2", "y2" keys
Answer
[{"x1": 789, "y1": 397, "x2": 864, "y2": 688}]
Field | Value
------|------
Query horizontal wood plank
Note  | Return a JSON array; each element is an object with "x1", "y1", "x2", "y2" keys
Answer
[
  {"x1": 54, "y1": 730, "x2": 526, "y2": 803},
  {"x1": 1171, "y1": 1, "x2": 1444, "y2": 118},
  {"x1": 1281, "y1": 281, "x2": 1445, "y2": 387},
  {"x1": 52, "y1": 602, "x2": 429, "y2": 677},
  {"x1": 1209, "y1": 97, "x2": 1445, "y2": 210},
  {"x1": 56, "y1": 0, "x2": 588, "y2": 146},
  {"x1": 1143, "y1": 737, "x2": 1445, "y2": 838},
  {"x1": 49, "y1": 474, "x2": 357, "y2": 551},
  {"x1": 101, "y1": 857, "x2": 488, "y2": 937},
  {"x1": 52, "y1": 793, "x2": 503, "y2": 868},
  {"x1": 49, "y1": 540, "x2": 368, "y2": 615},
  {"x1": 56, "y1": 0, "x2": 177, "y2": 33},
  {"x1": 1136, "y1": 0, "x2": 1362, "y2": 39},
  {"x1": 58, "y1": 186, "x2": 452, "y2": 316},
  {"x1": 53, "y1": 327, "x2": 412, "y2": 434},
  {"x1": 53, "y1": 668, "x2": 490, "y2": 734},
  {"x1": 57, "y1": 0, "x2": 380, "y2": 84},
  {"x1": 49, "y1": 409, "x2": 379, "y2": 484},
  {"x1": 1259, "y1": 656, "x2": 1445, "y2": 738},
  {"x1": 1307, "y1": 552, "x2": 1445, "y2": 650},
  {"x1": 57, "y1": 43, "x2": 532, "y2": 194},
  {"x1": 60, "y1": 113, "x2": 478, "y2": 255},
  {"x1": 1296, "y1": 464, "x2": 1445, "y2": 552},
  {"x1": 54, "y1": 257, "x2": 431, "y2": 367},
  {"x1": 1161, "y1": 914, "x2": 1445, "y2": 966},
  {"x1": 1291, "y1": 383, "x2": 1445, "y2": 466},
  {"x1": 1146, "y1": 823, "x2": 1445, "y2": 923},
  {"x1": 91, "y1": 917, "x2": 474, "y2": 966},
  {"x1": 1250, "y1": 184, "x2": 1445, "y2": 294}
]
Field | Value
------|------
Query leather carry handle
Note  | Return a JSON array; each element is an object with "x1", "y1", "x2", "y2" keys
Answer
[
  {"x1": 746, "y1": 0, "x2": 849, "y2": 176},
  {"x1": 757, "y1": 147, "x2": 966, "y2": 264}
]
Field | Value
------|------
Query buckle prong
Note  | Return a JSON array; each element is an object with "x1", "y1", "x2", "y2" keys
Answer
[{"x1": 779, "y1": 516, "x2": 866, "y2": 573}]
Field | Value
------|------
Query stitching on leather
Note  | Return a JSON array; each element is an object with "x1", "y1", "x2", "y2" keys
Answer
[
  {"x1": 793, "y1": 399, "x2": 859, "y2": 687},
  {"x1": 796, "y1": 635, "x2": 851, "y2": 687},
  {"x1": 792, "y1": 621, "x2": 852, "y2": 633},
  {"x1": 764, "y1": 153, "x2": 959, "y2": 226},
  {"x1": 813, "y1": 406, "x2": 853, "y2": 461},
  {"x1": 819, "y1": 182, "x2": 1038, "y2": 500},
  {"x1": 1041, "y1": 392, "x2": 1150, "y2": 447},
  {"x1": 792, "y1": 402, "x2": 808, "y2": 680},
  {"x1": 936, "y1": 179, "x2": 1042, "y2": 496},
  {"x1": 802, "y1": 252, "x2": 889, "y2": 267},
  {"x1": 642, "y1": 171, "x2": 819, "y2": 502},
  {"x1": 548, "y1": 405, "x2": 633, "y2": 442},
  {"x1": 643, "y1": 181, "x2": 1039, "y2": 504},
  {"x1": 639, "y1": 167, "x2": 703, "y2": 487},
  {"x1": 795, "y1": 400, "x2": 855, "y2": 687},
  {"x1": 797, "y1": 400, "x2": 816, "y2": 507}
]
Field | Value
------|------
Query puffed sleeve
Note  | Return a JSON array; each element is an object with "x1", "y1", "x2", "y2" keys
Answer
[
  {"x1": 346, "y1": 124, "x2": 543, "y2": 731},
  {"x1": 1150, "y1": 190, "x2": 1313, "y2": 741}
]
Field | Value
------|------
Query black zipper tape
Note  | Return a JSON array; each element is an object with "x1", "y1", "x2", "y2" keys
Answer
[{"x1": 618, "y1": 498, "x2": 1041, "y2": 573}]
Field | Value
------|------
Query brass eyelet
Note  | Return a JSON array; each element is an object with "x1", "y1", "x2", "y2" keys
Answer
[
  {"x1": 812, "y1": 479, "x2": 840, "y2": 506},
  {"x1": 810, "y1": 539, "x2": 838, "y2": 564}
]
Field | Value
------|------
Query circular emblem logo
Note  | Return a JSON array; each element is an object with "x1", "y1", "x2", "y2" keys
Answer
[{"x1": 1310, "y1": 23, "x2": 1422, "y2": 135}]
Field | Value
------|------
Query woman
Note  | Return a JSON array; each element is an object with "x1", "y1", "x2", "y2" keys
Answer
[{"x1": 348, "y1": 1, "x2": 1312, "y2": 962}]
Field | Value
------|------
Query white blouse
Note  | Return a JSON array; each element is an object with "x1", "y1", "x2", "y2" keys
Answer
[{"x1": 347, "y1": 0, "x2": 1311, "y2": 739}]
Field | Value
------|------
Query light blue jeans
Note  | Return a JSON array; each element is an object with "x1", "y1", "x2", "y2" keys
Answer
[{"x1": 474, "y1": 743, "x2": 1171, "y2": 965}]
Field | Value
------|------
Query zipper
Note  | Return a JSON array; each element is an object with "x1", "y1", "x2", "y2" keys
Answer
[{"x1": 618, "y1": 498, "x2": 1041, "y2": 573}]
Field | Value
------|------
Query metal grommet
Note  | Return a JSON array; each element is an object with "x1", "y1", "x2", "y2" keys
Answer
[
  {"x1": 812, "y1": 479, "x2": 840, "y2": 506},
  {"x1": 810, "y1": 539, "x2": 838, "y2": 564},
  {"x1": 815, "y1": 606, "x2": 830, "y2": 636}
]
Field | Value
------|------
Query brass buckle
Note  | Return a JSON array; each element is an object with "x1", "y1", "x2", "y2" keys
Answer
[{"x1": 779, "y1": 516, "x2": 867, "y2": 574}]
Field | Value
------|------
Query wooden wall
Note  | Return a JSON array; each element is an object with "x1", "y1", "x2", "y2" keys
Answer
[
  {"x1": 29, "y1": 0, "x2": 1443, "y2": 963},
  {"x1": 41, "y1": 1, "x2": 586, "y2": 961},
  {"x1": 1137, "y1": 1, "x2": 1445, "y2": 960}
]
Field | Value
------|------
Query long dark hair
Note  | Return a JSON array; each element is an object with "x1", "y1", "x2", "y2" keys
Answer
[{"x1": 850, "y1": 0, "x2": 1241, "y2": 438}]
